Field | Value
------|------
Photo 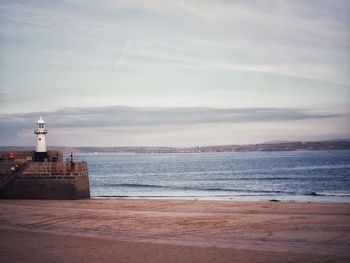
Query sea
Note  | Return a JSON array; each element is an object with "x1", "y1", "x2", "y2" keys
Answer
[{"x1": 77, "y1": 151, "x2": 350, "y2": 202}]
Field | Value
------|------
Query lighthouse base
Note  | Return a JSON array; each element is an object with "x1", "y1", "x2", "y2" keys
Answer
[{"x1": 35, "y1": 152, "x2": 48, "y2": 162}]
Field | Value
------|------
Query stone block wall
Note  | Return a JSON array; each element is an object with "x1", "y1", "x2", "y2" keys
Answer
[{"x1": 0, "y1": 161, "x2": 90, "y2": 199}]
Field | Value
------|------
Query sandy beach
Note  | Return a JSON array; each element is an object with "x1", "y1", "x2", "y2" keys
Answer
[{"x1": 0, "y1": 199, "x2": 349, "y2": 262}]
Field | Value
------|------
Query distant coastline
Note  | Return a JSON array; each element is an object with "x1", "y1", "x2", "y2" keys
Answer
[{"x1": 2, "y1": 140, "x2": 350, "y2": 154}]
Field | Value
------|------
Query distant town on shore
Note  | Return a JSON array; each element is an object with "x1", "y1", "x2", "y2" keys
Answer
[{"x1": 2, "y1": 140, "x2": 350, "y2": 154}]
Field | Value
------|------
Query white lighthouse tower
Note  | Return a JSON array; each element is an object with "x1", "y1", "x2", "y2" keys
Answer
[{"x1": 34, "y1": 116, "x2": 48, "y2": 153}]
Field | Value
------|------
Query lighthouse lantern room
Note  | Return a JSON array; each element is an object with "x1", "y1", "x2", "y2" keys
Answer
[{"x1": 34, "y1": 116, "x2": 48, "y2": 161}]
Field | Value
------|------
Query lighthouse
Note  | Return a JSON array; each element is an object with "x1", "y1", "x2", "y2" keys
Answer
[{"x1": 34, "y1": 116, "x2": 48, "y2": 161}]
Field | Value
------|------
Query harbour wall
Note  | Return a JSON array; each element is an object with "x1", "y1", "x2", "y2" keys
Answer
[{"x1": 0, "y1": 154, "x2": 90, "y2": 199}]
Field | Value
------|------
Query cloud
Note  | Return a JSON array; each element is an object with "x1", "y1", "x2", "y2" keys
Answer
[
  {"x1": 0, "y1": 0, "x2": 349, "y2": 120},
  {"x1": 1, "y1": 0, "x2": 349, "y2": 86},
  {"x1": 0, "y1": 105, "x2": 339, "y2": 130},
  {"x1": 1, "y1": 105, "x2": 347, "y2": 147}
]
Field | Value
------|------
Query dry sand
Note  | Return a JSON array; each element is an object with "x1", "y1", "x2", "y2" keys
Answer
[{"x1": 0, "y1": 199, "x2": 349, "y2": 262}]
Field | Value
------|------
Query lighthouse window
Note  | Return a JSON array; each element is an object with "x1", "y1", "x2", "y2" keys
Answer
[
  {"x1": 39, "y1": 138, "x2": 41, "y2": 141},
  {"x1": 39, "y1": 124, "x2": 44, "y2": 128}
]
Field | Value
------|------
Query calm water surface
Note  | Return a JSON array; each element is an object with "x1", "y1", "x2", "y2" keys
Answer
[{"x1": 76, "y1": 151, "x2": 350, "y2": 202}]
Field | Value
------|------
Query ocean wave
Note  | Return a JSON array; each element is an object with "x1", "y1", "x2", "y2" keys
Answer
[
  {"x1": 92, "y1": 190, "x2": 350, "y2": 199},
  {"x1": 96, "y1": 183, "x2": 350, "y2": 198},
  {"x1": 105, "y1": 183, "x2": 164, "y2": 188},
  {"x1": 308, "y1": 192, "x2": 350, "y2": 197},
  {"x1": 195, "y1": 188, "x2": 288, "y2": 194},
  {"x1": 100, "y1": 183, "x2": 296, "y2": 195},
  {"x1": 210, "y1": 177, "x2": 296, "y2": 181}
]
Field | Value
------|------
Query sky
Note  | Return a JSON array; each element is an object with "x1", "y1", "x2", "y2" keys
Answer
[{"x1": 0, "y1": 0, "x2": 349, "y2": 147}]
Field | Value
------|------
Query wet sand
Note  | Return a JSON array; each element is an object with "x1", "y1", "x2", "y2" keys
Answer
[{"x1": 0, "y1": 199, "x2": 349, "y2": 262}]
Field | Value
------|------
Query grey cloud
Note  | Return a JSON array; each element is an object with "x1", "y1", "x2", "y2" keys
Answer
[{"x1": 0, "y1": 106, "x2": 340, "y2": 130}]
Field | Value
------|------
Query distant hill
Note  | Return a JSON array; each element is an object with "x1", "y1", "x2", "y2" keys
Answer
[{"x1": 1, "y1": 140, "x2": 350, "y2": 154}]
